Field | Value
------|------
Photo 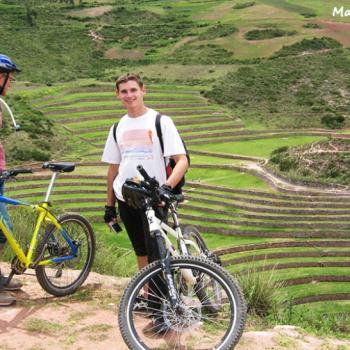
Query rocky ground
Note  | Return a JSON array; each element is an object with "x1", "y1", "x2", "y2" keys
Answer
[{"x1": 0, "y1": 263, "x2": 349, "y2": 350}]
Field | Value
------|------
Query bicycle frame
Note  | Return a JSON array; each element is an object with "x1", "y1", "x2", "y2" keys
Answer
[
  {"x1": 0, "y1": 172, "x2": 78, "y2": 270},
  {"x1": 145, "y1": 202, "x2": 197, "y2": 308},
  {"x1": 147, "y1": 203, "x2": 200, "y2": 258}
]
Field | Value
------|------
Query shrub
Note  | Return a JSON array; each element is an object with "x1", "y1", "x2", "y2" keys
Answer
[
  {"x1": 199, "y1": 24, "x2": 238, "y2": 40},
  {"x1": 321, "y1": 114, "x2": 345, "y2": 129},
  {"x1": 232, "y1": 2, "x2": 255, "y2": 10},
  {"x1": 303, "y1": 23, "x2": 322, "y2": 29},
  {"x1": 245, "y1": 28, "x2": 296, "y2": 40},
  {"x1": 237, "y1": 264, "x2": 283, "y2": 317},
  {"x1": 273, "y1": 37, "x2": 342, "y2": 58}
]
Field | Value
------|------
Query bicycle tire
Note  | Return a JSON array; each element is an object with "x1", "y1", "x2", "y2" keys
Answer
[
  {"x1": 183, "y1": 226, "x2": 222, "y2": 314},
  {"x1": 35, "y1": 213, "x2": 95, "y2": 296},
  {"x1": 118, "y1": 256, "x2": 246, "y2": 350}
]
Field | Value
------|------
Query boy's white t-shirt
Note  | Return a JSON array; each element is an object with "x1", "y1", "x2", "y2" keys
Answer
[{"x1": 102, "y1": 108, "x2": 185, "y2": 201}]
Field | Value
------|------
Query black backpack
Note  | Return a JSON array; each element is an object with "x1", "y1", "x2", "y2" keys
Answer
[{"x1": 112, "y1": 113, "x2": 190, "y2": 194}]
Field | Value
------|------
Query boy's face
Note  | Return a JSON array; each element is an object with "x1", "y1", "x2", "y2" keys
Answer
[
  {"x1": 0, "y1": 72, "x2": 14, "y2": 96},
  {"x1": 116, "y1": 80, "x2": 145, "y2": 110}
]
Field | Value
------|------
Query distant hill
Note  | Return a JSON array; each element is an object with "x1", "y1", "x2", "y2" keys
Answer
[
  {"x1": 1, "y1": 0, "x2": 349, "y2": 83},
  {"x1": 205, "y1": 48, "x2": 350, "y2": 129}
]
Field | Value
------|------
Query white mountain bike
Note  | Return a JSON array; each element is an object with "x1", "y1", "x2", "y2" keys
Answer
[{"x1": 118, "y1": 165, "x2": 246, "y2": 350}]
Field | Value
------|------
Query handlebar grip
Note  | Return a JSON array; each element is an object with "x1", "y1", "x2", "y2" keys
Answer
[
  {"x1": 13, "y1": 168, "x2": 33, "y2": 175},
  {"x1": 137, "y1": 165, "x2": 151, "y2": 181}
]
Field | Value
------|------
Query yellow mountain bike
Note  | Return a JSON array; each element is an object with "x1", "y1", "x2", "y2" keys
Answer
[{"x1": 0, "y1": 162, "x2": 96, "y2": 296}]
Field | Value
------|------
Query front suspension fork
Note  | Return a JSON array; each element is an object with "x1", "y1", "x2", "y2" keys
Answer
[{"x1": 153, "y1": 230, "x2": 180, "y2": 309}]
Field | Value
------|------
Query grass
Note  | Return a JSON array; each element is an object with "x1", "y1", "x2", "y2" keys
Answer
[
  {"x1": 191, "y1": 136, "x2": 327, "y2": 158},
  {"x1": 25, "y1": 318, "x2": 64, "y2": 334},
  {"x1": 271, "y1": 301, "x2": 350, "y2": 338},
  {"x1": 187, "y1": 167, "x2": 269, "y2": 189}
]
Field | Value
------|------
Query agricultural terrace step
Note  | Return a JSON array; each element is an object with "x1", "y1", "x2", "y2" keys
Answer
[
  {"x1": 185, "y1": 129, "x2": 338, "y2": 141},
  {"x1": 214, "y1": 240, "x2": 350, "y2": 255},
  {"x1": 34, "y1": 95, "x2": 202, "y2": 108},
  {"x1": 181, "y1": 213, "x2": 350, "y2": 229},
  {"x1": 185, "y1": 195, "x2": 350, "y2": 215},
  {"x1": 189, "y1": 149, "x2": 264, "y2": 162},
  {"x1": 186, "y1": 132, "x2": 335, "y2": 145},
  {"x1": 292, "y1": 293, "x2": 350, "y2": 305},
  {"x1": 185, "y1": 189, "x2": 350, "y2": 208},
  {"x1": 49, "y1": 109, "x2": 219, "y2": 119},
  {"x1": 64, "y1": 86, "x2": 201, "y2": 94},
  {"x1": 90, "y1": 125, "x2": 246, "y2": 142},
  {"x1": 195, "y1": 224, "x2": 350, "y2": 238},
  {"x1": 241, "y1": 261, "x2": 350, "y2": 272},
  {"x1": 222, "y1": 251, "x2": 350, "y2": 266},
  {"x1": 32, "y1": 86, "x2": 200, "y2": 103},
  {"x1": 181, "y1": 204, "x2": 350, "y2": 222},
  {"x1": 283, "y1": 275, "x2": 350, "y2": 286},
  {"x1": 6, "y1": 174, "x2": 106, "y2": 182},
  {"x1": 58, "y1": 113, "x2": 228, "y2": 124},
  {"x1": 42, "y1": 103, "x2": 210, "y2": 115},
  {"x1": 9, "y1": 190, "x2": 105, "y2": 198},
  {"x1": 71, "y1": 119, "x2": 242, "y2": 134},
  {"x1": 187, "y1": 182, "x2": 350, "y2": 200},
  {"x1": 6, "y1": 182, "x2": 106, "y2": 191}
]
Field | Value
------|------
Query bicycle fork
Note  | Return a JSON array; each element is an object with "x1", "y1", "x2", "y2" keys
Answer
[{"x1": 146, "y1": 206, "x2": 181, "y2": 309}]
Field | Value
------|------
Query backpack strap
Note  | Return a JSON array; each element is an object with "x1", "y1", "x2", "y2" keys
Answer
[
  {"x1": 112, "y1": 121, "x2": 118, "y2": 143},
  {"x1": 155, "y1": 113, "x2": 164, "y2": 154},
  {"x1": 155, "y1": 113, "x2": 167, "y2": 170}
]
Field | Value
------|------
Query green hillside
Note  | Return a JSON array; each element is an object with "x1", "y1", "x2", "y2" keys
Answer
[{"x1": 1, "y1": 0, "x2": 350, "y2": 339}]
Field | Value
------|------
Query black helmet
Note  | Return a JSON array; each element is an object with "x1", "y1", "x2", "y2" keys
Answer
[{"x1": 0, "y1": 54, "x2": 21, "y2": 73}]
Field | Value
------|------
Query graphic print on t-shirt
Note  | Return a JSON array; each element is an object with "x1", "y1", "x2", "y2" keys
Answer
[{"x1": 119, "y1": 129, "x2": 154, "y2": 160}]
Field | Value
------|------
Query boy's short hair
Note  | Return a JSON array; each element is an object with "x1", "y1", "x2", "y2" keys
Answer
[{"x1": 116, "y1": 73, "x2": 143, "y2": 91}]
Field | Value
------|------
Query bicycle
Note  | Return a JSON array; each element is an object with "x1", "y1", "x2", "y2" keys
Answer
[
  {"x1": 0, "y1": 162, "x2": 96, "y2": 296},
  {"x1": 118, "y1": 165, "x2": 246, "y2": 350}
]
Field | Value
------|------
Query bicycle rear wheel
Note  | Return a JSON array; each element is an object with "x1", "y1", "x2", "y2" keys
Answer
[
  {"x1": 183, "y1": 226, "x2": 222, "y2": 314},
  {"x1": 35, "y1": 213, "x2": 95, "y2": 296},
  {"x1": 119, "y1": 256, "x2": 246, "y2": 350}
]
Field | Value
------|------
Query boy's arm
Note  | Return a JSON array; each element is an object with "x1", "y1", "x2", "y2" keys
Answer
[
  {"x1": 165, "y1": 154, "x2": 188, "y2": 189},
  {"x1": 106, "y1": 164, "x2": 119, "y2": 206}
]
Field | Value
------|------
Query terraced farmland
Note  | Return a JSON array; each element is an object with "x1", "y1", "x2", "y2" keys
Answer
[{"x1": 8, "y1": 81, "x2": 350, "y2": 325}]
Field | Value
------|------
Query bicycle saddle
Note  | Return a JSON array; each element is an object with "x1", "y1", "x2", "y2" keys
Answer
[{"x1": 42, "y1": 162, "x2": 75, "y2": 173}]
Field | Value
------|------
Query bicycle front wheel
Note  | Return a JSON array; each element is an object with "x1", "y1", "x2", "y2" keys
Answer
[
  {"x1": 35, "y1": 213, "x2": 95, "y2": 296},
  {"x1": 118, "y1": 256, "x2": 246, "y2": 350}
]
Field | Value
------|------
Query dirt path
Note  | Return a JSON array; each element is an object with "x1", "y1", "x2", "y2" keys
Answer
[
  {"x1": 242, "y1": 162, "x2": 350, "y2": 194},
  {"x1": 1, "y1": 263, "x2": 349, "y2": 350}
]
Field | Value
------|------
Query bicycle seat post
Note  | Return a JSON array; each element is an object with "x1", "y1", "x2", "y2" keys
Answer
[{"x1": 44, "y1": 171, "x2": 57, "y2": 203}]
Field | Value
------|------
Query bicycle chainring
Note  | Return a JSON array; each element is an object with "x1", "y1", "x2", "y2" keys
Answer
[{"x1": 11, "y1": 256, "x2": 26, "y2": 275}]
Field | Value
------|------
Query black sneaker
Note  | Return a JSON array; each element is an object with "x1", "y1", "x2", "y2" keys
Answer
[
  {"x1": 143, "y1": 315, "x2": 170, "y2": 335},
  {"x1": 0, "y1": 274, "x2": 22, "y2": 291}
]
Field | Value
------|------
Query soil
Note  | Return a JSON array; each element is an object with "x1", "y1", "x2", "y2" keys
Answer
[
  {"x1": 68, "y1": 6, "x2": 113, "y2": 18},
  {"x1": 1, "y1": 263, "x2": 349, "y2": 350},
  {"x1": 317, "y1": 20, "x2": 350, "y2": 47}
]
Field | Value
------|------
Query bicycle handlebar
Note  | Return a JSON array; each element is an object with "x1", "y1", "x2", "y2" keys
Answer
[
  {"x1": 0, "y1": 167, "x2": 33, "y2": 180},
  {"x1": 136, "y1": 165, "x2": 184, "y2": 204}
]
